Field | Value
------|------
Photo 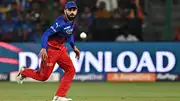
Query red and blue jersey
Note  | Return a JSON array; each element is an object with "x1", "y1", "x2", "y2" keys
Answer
[{"x1": 41, "y1": 15, "x2": 75, "y2": 50}]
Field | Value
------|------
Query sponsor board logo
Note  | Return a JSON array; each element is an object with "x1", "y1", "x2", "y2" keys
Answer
[
  {"x1": 73, "y1": 74, "x2": 105, "y2": 82},
  {"x1": 10, "y1": 72, "x2": 60, "y2": 82},
  {"x1": 0, "y1": 74, "x2": 9, "y2": 81},
  {"x1": 107, "y1": 73, "x2": 156, "y2": 82},
  {"x1": 19, "y1": 51, "x2": 176, "y2": 73},
  {"x1": 156, "y1": 73, "x2": 179, "y2": 81}
]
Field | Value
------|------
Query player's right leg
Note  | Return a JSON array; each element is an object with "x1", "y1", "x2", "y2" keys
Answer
[
  {"x1": 16, "y1": 48, "x2": 58, "y2": 84},
  {"x1": 52, "y1": 47, "x2": 75, "y2": 101}
]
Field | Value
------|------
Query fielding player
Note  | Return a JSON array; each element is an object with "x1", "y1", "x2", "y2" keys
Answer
[{"x1": 17, "y1": 1, "x2": 80, "y2": 101}]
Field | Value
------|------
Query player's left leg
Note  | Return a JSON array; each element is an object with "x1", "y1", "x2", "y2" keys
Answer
[
  {"x1": 17, "y1": 48, "x2": 58, "y2": 84},
  {"x1": 52, "y1": 48, "x2": 75, "y2": 101}
]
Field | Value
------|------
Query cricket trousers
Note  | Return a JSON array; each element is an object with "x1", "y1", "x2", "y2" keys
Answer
[{"x1": 21, "y1": 46, "x2": 75, "y2": 97}]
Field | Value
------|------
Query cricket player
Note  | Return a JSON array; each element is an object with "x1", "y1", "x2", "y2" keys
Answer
[{"x1": 16, "y1": 1, "x2": 80, "y2": 101}]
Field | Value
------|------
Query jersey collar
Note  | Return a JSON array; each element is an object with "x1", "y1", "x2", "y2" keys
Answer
[{"x1": 63, "y1": 15, "x2": 75, "y2": 25}]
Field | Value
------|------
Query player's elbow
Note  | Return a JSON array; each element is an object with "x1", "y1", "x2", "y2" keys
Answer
[{"x1": 42, "y1": 29, "x2": 53, "y2": 39}]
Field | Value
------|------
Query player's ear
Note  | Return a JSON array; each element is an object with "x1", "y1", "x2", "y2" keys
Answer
[{"x1": 64, "y1": 9, "x2": 66, "y2": 14}]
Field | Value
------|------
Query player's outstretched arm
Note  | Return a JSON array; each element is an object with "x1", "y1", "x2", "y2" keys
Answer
[
  {"x1": 41, "y1": 17, "x2": 62, "y2": 49},
  {"x1": 41, "y1": 28, "x2": 55, "y2": 49},
  {"x1": 40, "y1": 28, "x2": 55, "y2": 61},
  {"x1": 40, "y1": 18, "x2": 62, "y2": 61},
  {"x1": 73, "y1": 46, "x2": 80, "y2": 59},
  {"x1": 68, "y1": 34, "x2": 80, "y2": 59},
  {"x1": 39, "y1": 48, "x2": 48, "y2": 61}
]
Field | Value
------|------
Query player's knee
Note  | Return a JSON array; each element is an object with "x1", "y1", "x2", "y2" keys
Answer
[
  {"x1": 39, "y1": 73, "x2": 49, "y2": 81},
  {"x1": 70, "y1": 67, "x2": 75, "y2": 75},
  {"x1": 65, "y1": 66, "x2": 75, "y2": 74},
  {"x1": 41, "y1": 76, "x2": 49, "y2": 81}
]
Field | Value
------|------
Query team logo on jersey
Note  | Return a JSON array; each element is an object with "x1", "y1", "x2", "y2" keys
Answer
[
  {"x1": 64, "y1": 26, "x2": 73, "y2": 35},
  {"x1": 66, "y1": 28, "x2": 73, "y2": 35}
]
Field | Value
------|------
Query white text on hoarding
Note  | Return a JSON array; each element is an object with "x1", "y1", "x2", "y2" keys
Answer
[{"x1": 19, "y1": 51, "x2": 176, "y2": 73}]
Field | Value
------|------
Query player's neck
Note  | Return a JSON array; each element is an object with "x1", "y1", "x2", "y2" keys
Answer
[
  {"x1": 69, "y1": 20, "x2": 73, "y2": 23},
  {"x1": 65, "y1": 16, "x2": 73, "y2": 24}
]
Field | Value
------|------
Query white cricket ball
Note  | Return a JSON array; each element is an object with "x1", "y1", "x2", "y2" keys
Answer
[{"x1": 80, "y1": 32, "x2": 87, "y2": 39}]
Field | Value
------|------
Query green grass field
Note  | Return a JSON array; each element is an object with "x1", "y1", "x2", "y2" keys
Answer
[{"x1": 0, "y1": 82, "x2": 180, "y2": 101}]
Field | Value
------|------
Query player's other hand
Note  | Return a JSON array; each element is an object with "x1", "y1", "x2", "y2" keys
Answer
[
  {"x1": 73, "y1": 46, "x2": 80, "y2": 59},
  {"x1": 39, "y1": 48, "x2": 48, "y2": 61}
]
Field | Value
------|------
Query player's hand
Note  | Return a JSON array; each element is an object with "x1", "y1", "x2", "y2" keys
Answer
[
  {"x1": 73, "y1": 46, "x2": 80, "y2": 59},
  {"x1": 39, "y1": 48, "x2": 48, "y2": 61}
]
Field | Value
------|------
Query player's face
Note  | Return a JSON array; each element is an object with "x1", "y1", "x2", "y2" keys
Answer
[{"x1": 64, "y1": 7, "x2": 78, "y2": 21}]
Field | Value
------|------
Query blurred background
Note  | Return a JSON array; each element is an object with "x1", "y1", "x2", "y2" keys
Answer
[
  {"x1": 0, "y1": 0, "x2": 179, "y2": 42},
  {"x1": 0, "y1": 0, "x2": 180, "y2": 101}
]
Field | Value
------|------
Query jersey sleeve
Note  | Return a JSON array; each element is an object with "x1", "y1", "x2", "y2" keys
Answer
[
  {"x1": 41, "y1": 17, "x2": 63, "y2": 49},
  {"x1": 50, "y1": 18, "x2": 62, "y2": 33},
  {"x1": 68, "y1": 34, "x2": 75, "y2": 49}
]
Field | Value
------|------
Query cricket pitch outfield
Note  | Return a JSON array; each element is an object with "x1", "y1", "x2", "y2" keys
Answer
[{"x1": 0, "y1": 82, "x2": 179, "y2": 101}]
